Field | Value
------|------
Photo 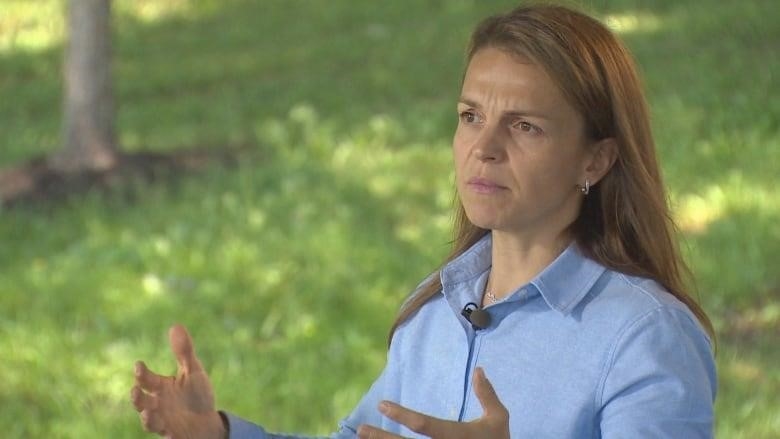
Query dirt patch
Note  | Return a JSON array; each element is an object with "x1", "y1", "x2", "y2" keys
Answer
[
  {"x1": 719, "y1": 288, "x2": 780, "y2": 342},
  {"x1": 0, "y1": 147, "x2": 248, "y2": 209}
]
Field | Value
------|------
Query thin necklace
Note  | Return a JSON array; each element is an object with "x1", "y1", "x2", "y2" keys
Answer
[
  {"x1": 485, "y1": 289, "x2": 499, "y2": 304},
  {"x1": 485, "y1": 274, "x2": 499, "y2": 304}
]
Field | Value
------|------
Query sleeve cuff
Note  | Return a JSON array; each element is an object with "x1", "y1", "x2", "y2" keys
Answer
[{"x1": 220, "y1": 411, "x2": 269, "y2": 439}]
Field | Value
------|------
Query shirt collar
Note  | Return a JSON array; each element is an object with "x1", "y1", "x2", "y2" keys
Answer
[
  {"x1": 440, "y1": 233, "x2": 493, "y2": 289},
  {"x1": 440, "y1": 233, "x2": 606, "y2": 316}
]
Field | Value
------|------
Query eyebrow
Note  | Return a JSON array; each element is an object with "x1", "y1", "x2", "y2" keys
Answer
[{"x1": 457, "y1": 96, "x2": 553, "y2": 120}]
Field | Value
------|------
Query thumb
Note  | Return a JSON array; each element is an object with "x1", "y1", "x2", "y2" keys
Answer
[
  {"x1": 169, "y1": 324, "x2": 203, "y2": 375},
  {"x1": 473, "y1": 367, "x2": 507, "y2": 418}
]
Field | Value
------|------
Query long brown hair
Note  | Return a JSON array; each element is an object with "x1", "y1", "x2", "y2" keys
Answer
[{"x1": 388, "y1": 4, "x2": 715, "y2": 345}]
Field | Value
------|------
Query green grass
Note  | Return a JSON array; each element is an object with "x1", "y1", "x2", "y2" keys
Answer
[{"x1": 1, "y1": 0, "x2": 778, "y2": 437}]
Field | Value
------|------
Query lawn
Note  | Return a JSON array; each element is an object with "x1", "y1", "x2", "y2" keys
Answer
[{"x1": 0, "y1": 0, "x2": 778, "y2": 437}]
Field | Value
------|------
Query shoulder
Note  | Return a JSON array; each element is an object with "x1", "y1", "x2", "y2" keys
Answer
[
  {"x1": 588, "y1": 270, "x2": 716, "y2": 393},
  {"x1": 592, "y1": 274, "x2": 717, "y2": 432},
  {"x1": 578, "y1": 270, "x2": 715, "y2": 384},
  {"x1": 584, "y1": 270, "x2": 709, "y2": 341}
]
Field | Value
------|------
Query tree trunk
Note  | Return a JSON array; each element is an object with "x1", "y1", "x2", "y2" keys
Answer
[{"x1": 50, "y1": 0, "x2": 118, "y2": 173}]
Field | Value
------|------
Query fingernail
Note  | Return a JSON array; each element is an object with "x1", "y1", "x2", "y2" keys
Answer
[
  {"x1": 135, "y1": 363, "x2": 141, "y2": 376},
  {"x1": 379, "y1": 401, "x2": 390, "y2": 414}
]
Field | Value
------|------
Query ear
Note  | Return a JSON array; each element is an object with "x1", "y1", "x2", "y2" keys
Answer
[{"x1": 582, "y1": 137, "x2": 617, "y2": 186}]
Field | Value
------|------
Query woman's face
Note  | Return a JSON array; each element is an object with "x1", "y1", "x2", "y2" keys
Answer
[{"x1": 453, "y1": 47, "x2": 595, "y2": 239}]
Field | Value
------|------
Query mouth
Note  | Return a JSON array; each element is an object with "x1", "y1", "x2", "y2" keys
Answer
[{"x1": 466, "y1": 177, "x2": 507, "y2": 194}]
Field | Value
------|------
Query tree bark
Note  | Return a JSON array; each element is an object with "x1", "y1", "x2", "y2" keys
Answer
[{"x1": 50, "y1": 0, "x2": 118, "y2": 173}]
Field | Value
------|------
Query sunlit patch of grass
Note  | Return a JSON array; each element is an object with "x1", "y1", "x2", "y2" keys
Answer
[
  {"x1": 674, "y1": 186, "x2": 726, "y2": 234},
  {"x1": 0, "y1": 0, "x2": 203, "y2": 54},
  {"x1": 673, "y1": 173, "x2": 778, "y2": 235},
  {"x1": 0, "y1": 0, "x2": 64, "y2": 53},
  {"x1": 675, "y1": 170, "x2": 779, "y2": 315},
  {"x1": 114, "y1": 0, "x2": 197, "y2": 24},
  {"x1": 602, "y1": 12, "x2": 664, "y2": 34}
]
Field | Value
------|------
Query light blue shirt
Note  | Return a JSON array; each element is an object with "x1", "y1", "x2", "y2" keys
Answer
[{"x1": 225, "y1": 234, "x2": 716, "y2": 438}]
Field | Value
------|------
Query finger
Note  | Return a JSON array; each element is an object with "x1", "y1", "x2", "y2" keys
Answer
[
  {"x1": 473, "y1": 367, "x2": 508, "y2": 419},
  {"x1": 140, "y1": 409, "x2": 165, "y2": 434},
  {"x1": 169, "y1": 324, "x2": 203, "y2": 374},
  {"x1": 130, "y1": 385, "x2": 158, "y2": 412},
  {"x1": 357, "y1": 424, "x2": 405, "y2": 439},
  {"x1": 135, "y1": 361, "x2": 167, "y2": 393},
  {"x1": 379, "y1": 401, "x2": 457, "y2": 437}
]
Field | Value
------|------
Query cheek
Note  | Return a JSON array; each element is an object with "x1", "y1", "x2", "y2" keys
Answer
[
  {"x1": 511, "y1": 149, "x2": 579, "y2": 192},
  {"x1": 537, "y1": 158, "x2": 583, "y2": 195},
  {"x1": 452, "y1": 133, "x2": 470, "y2": 173},
  {"x1": 452, "y1": 125, "x2": 464, "y2": 149}
]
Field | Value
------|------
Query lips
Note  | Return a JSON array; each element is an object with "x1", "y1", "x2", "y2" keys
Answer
[{"x1": 466, "y1": 177, "x2": 507, "y2": 194}]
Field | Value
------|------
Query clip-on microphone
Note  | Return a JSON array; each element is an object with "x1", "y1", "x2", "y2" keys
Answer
[{"x1": 461, "y1": 302, "x2": 491, "y2": 330}]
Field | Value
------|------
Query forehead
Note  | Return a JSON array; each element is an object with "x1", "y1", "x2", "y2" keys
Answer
[{"x1": 460, "y1": 47, "x2": 567, "y2": 110}]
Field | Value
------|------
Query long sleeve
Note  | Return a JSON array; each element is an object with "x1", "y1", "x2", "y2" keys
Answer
[
  {"x1": 597, "y1": 306, "x2": 717, "y2": 438},
  {"x1": 221, "y1": 362, "x2": 391, "y2": 439}
]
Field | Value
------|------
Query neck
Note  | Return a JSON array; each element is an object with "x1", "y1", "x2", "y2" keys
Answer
[{"x1": 486, "y1": 229, "x2": 572, "y2": 301}]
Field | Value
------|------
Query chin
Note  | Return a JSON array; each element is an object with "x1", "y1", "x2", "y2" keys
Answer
[{"x1": 463, "y1": 208, "x2": 502, "y2": 230}]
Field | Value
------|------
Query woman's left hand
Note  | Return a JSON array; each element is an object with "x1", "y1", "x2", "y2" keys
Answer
[{"x1": 357, "y1": 367, "x2": 509, "y2": 439}]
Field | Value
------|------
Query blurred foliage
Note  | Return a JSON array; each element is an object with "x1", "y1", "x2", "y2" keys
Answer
[{"x1": 0, "y1": 0, "x2": 778, "y2": 437}]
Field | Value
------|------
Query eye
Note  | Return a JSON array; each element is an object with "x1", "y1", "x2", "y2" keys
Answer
[
  {"x1": 459, "y1": 110, "x2": 482, "y2": 124},
  {"x1": 512, "y1": 120, "x2": 542, "y2": 135}
]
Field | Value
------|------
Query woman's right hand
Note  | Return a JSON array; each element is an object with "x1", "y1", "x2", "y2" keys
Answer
[{"x1": 131, "y1": 325, "x2": 227, "y2": 439}]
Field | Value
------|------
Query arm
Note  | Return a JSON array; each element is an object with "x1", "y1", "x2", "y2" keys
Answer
[
  {"x1": 221, "y1": 412, "x2": 359, "y2": 439},
  {"x1": 220, "y1": 365, "x2": 392, "y2": 439},
  {"x1": 220, "y1": 412, "x2": 333, "y2": 439},
  {"x1": 597, "y1": 306, "x2": 717, "y2": 438}
]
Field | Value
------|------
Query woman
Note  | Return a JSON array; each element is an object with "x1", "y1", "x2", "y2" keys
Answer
[{"x1": 131, "y1": 4, "x2": 716, "y2": 438}]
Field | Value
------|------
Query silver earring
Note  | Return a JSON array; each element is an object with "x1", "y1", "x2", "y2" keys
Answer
[{"x1": 580, "y1": 179, "x2": 590, "y2": 195}]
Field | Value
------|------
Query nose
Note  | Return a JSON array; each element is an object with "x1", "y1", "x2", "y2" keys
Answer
[{"x1": 472, "y1": 124, "x2": 505, "y2": 162}]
